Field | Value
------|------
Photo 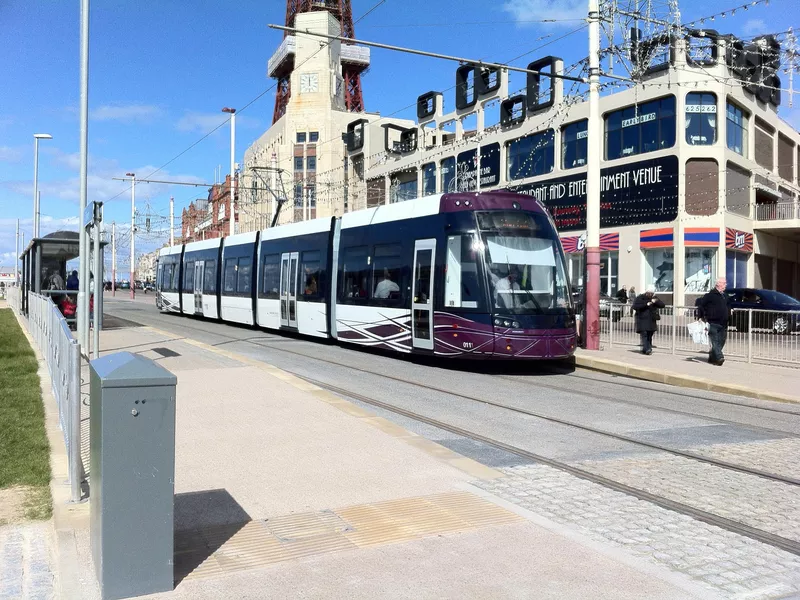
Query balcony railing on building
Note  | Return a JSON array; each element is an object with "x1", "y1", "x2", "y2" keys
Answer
[{"x1": 755, "y1": 201, "x2": 800, "y2": 222}]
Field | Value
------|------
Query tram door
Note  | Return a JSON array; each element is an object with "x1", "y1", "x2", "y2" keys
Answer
[
  {"x1": 279, "y1": 252, "x2": 299, "y2": 328},
  {"x1": 411, "y1": 239, "x2": 436, "y2": 350},
  {"x1": 193, "y1": 261, "x2": 204, "y2": 314}
]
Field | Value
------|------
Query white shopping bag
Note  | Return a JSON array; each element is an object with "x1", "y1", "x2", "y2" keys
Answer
[{"x1": 687, "y1": 320, "x2": 709, "y2": 345}]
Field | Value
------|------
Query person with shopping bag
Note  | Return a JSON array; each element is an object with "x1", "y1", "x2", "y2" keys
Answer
[
  {"x1": 632, "y1": 285, "x2": 665, "y2": 355},
  {"x1": 697, "y1": 277, "x2": 729, "y2": 365}
]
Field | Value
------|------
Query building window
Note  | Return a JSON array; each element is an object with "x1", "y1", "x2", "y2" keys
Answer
[
  {"x1": 726, "y1": 102, "x2": 748, "y2": 157},
  {"x1": 685, "y1": 248, "x2": 716, "y2": 294},
  {"x1": 685, "y1": 158, "x2": 719, "y2": 216},
  {"x1": 685, "y1": 92, "x2": 717, "y2": 145},
  {"x1": 422, "y1": 163, "x2": 436, "y2": 195},
  {"x1": 307, "y1": 156, "x2": 316, "y2": 171},
  {"x1": 294, "y1": 157, "x2": 304, "y2": 171},
  {"x1": 644, "y1": 249, "x2": 674, "y2": 292},
  {"x1": 605, "y1": 96, "x2": 676, "y2": 160},
  {"x1": 296, "y1": 132, "x2": 306, "y2": 143},
  {"x1": 309, "y1": 131, "x2": 319, "y2": 143},
  {"x1": 599, "y1": 251, "x2": 619, "y2": 297},
  {"x1": 507, "y1": 129, "x2": 555, "y2": 181},
  {"x1": 441, "y1": 157, "x2": 456, "y2": 192},
  {"x1": 391, "y1": 175, "x2": 417, "y2": 202},
  {"x1": 778, "y1": 134, "x2": 795, "y2": 182},
  {"x1": 294, "y1": 183, "x2": 303, "y2": 208},
  {"x1": 307, "y1": 184, "x2": 316, "y2": 208},
  {"x1": 353, "y1": 155, "x2": 364, "y2": 181},
  {"x1": 726, "y1": 250, "x2": 747, "y2": 288},
  {"x1": 562, "y1": 120, "x2": 588, "y2": 169},
  {"x1": 754, "y1": 118, "x2": 774, "y2": 171}
]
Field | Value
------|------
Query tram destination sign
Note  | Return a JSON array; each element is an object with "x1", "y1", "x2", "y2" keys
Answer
[{"x1": 512, "y1": 155, "x2": 679, "y2": 232}]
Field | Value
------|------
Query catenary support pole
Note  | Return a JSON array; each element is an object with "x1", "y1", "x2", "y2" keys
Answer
[
  {"x1": 229, "y1": 111, "x2": 236, "y2": 236},
  {"x1": 111, "y1": 221, "x2": 116, "y2": 296},
  {"x1": 169, "y1": 196, "x2": 174, "y2": 246},
  {"x1": 584, "y1": 0, "x2": 602, "y2": 350},
  {"x1": 130, "y1": 175, "x2": 136, "y2": 299},
  {"x1": 78, "y1": 0, "x2": 90, "y2": 352}
]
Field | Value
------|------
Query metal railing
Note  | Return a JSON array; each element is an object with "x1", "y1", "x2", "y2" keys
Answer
[
  {"x1": 755, "y1": 201, "x2": 800, "y2": 222},
  {"x1": 10, "y1": 291, "x2": 84, "y2": 502},
  {"x1": 601, "y1": 303, "x2": 800, "y2": 367}
]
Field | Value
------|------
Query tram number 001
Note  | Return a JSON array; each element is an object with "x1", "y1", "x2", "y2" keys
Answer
[{"x1": 462, "y1": 342, "x2": 474, "y2": 349}]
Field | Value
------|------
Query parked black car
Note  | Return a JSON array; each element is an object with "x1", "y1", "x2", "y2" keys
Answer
[
  {"x1": 725, "y1": 288, "x2": 800, "y2": 334},
  {"x1": 571, "y1": 287, "x2": 625, "y2": 322}
]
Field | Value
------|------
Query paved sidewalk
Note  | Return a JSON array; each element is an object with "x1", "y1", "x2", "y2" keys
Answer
[
  {"x1": 51, "y1": 324, "x2": 714, "y2": 600},
  {"x1": 576, "y1": 346, "x2": 800, "y2": 404}
]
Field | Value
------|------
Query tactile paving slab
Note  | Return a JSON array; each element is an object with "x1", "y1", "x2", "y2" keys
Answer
[{"x1": 174, "y1": 491, "x2": 522, "y2": 582}]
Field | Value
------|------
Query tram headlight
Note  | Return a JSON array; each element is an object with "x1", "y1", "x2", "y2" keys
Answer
[
  {"x1": 494, "y1": 318, "x2": 501, "y2": 326},
  {"x1": 512, "y1": 321, "x2": 520, "y2": 329},
  {"x1": 503, "y1": 320, "x2": 511, "y2": 327}
]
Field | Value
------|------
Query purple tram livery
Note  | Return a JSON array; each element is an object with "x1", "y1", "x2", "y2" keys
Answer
[{"x1": 156, "y1": 191, "x2": 577, "y2": 360}]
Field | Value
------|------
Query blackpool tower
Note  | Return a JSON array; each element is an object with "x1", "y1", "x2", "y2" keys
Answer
[{"x1": 269, "y1": 0, "x2": 368, "y2": 124}]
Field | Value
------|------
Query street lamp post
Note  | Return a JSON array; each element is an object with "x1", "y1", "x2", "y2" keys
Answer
[
  {"x1": 127, "y1": 172, "x2": 136, "y2": 299},
  {"x1": 33, "y1": 133, "x2": 53, "y2": 238},
  {"x1": 222, "y1": 107, "x2": 236, "y2": 237}
]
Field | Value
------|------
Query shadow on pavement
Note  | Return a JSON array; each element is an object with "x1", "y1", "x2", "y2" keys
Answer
[{"x1": 173, "y1": 489, "x2": 251, "y2": 586}]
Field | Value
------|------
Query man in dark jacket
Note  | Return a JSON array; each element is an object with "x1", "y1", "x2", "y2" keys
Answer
[
  {"x1": 632, "y1": 285, "x2": 665, "y2": 355},
  {"x1": 616, "y1": 285, "x2": 628, "y2": 304},
  {"x1": 697, "y1": 277, "x2": 729, "y2": 365}
]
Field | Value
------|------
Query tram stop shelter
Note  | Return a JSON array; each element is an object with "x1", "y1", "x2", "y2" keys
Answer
[{"x1": 18, "y1": 230, "x2": 107, "y2": 326}]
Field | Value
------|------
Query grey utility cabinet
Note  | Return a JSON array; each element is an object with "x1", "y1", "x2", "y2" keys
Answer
[{"x1": 90, "y1": 352, "x2": 177, "y2": 600}]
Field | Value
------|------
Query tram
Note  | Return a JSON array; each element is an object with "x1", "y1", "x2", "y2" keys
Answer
[{"x1": 156, "y1": 191, "x2": 577, "y2": 359}]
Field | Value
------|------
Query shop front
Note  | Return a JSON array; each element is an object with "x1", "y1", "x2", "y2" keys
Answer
[
  {"x1": 725, "y1": 228, "x2": 752, "y2": 289},
  {"x1": 562, "y1": 232, "x2": 620, "y2": 297}
]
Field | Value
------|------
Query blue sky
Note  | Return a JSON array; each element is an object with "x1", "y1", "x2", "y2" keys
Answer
[{"x1": 1, "y1": 0, "x2": 797, "y2": 271}]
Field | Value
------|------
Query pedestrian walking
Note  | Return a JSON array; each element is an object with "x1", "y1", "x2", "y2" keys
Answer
[
  {"x1": 697, "y1": 277, "x2": 729, "y2": 365},
  {"x1": 632, "y1": 285, "x2": 665, "y2": 355},
  {"x1": 615, "y1": 285, "x2": 628, "y2": 304},
  {"x1": 628, "y1": 286, "x2": 636, "y2": 316}
]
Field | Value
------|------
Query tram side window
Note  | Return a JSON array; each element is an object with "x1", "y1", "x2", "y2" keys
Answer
[
  {"x1": 161, "y1": 264, "x2": 172, "y2": 291},
  {"x1": 301, "y1": 251, "x2": 321, "y2": 299},
  {"x1": 261, "y1": 254, "x2": 280, "y2": 299},
  {"x1": 184, "y1": 261, "x2": 194, "y2": 292},
  {"x1": 170, "y1": 262, "x2": 181, "y2": 292},
  {"x1": 203, "y1": 260, "x2": 217, "y2": 293},
  {"x1": 237, "y1": 257, "x2": 252, "y2": 294},
  {"x1": 444, "y1": 235, "x2": 483, "y2": 310},
  {"x1": 372, "y1": 243, "x2": 403, "y2": 304},
  {"x1": 156, "y1": 265, "x2": 163, "y2": 290},
  {"x1": 340, "y1": 246, "x2": 369, "y2": 301},
  {"x1": 224, "y1": 258, "x2": 237, "y2": 293}
]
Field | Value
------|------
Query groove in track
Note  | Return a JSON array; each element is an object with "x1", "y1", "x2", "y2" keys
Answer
[
  {"x1": 293, "y1": 374, "x2": 800, "y2": 558},
  {"x1": 112, "y1": 309, "x2": 800, "y2": 484}
]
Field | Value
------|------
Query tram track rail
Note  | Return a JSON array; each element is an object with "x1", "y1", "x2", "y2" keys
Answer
[
  {"x1": 289, "y1": 373, "x2": 800, "y2": 558},
  {"x1": 112, "y1": 308, "x2": 800, "y2": 485}
]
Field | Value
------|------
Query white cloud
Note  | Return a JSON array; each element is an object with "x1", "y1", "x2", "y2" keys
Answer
[
  {"x1": 90, "y1": 104, "x2": 163, "y2": 123},
  {"x1": 742, "y1": 19, "x2": 767, "y2": 37},
  {"x1": 502, "y1": 0, "x2": 586, "y2": 25},
  {"x1": 0, "y1": 146, "x2": 23, "y2": 162},
  {"x1": 175, "y1": 111, "x2": 261, "y2": 134}
]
